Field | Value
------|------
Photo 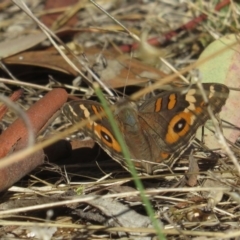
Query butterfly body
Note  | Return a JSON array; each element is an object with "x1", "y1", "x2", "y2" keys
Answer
[{"x1": 62, "y1": 83, "x2": 229, "y2": 174}]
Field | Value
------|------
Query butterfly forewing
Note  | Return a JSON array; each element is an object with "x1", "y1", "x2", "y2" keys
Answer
[
  {"x1": 137, "y1": 83, "x2": 229, "y2": 171},
  {"x1": 62, "y1": 100, "x2": 132, "y2": 170}
]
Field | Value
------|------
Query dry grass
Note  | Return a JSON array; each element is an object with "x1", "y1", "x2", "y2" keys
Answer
[{"x1": 0, "y1": 0, "x2": 239, "y2": 239}]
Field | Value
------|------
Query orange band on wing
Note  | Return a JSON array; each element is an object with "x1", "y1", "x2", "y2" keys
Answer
[
  {"x1": 155, "y1": 98, "x2": 162, "y2": 112},
  {"x1": 91, "y1": 105, "x2": 103, "y2": 120},
  {"x1": 160, "y1": 151, "x2": 170, "y2": 160},
  {"x1": 168, "y1": 93, "x2": 177, "y2": 110}
]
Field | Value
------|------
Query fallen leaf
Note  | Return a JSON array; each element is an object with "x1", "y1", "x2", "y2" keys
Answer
[
  {"x1": 41, "y1": 0, "x2": 78, "y2": 28},
  {"x1": 0, "y1": 31, "x2": 48, "y2": 58},
  {"x1": 4, "y1": 47, "x2": 166, "y2": 88}
]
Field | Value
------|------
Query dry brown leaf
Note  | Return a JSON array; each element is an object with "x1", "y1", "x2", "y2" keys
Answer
[{"x1": 0, "y1": 31, "x2": 48, "y2": 59}]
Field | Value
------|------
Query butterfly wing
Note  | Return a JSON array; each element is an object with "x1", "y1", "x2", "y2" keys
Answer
[
  {"x1": 62, "y1": 100, "x2": 127, "y2": 167},
  {"x1": 138, "y1": 83, "x2": 229, "y2": 172}
]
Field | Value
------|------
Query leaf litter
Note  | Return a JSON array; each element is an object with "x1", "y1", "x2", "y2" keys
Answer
[{"x1": 0, "y1": 0, "x2": 240, "y2": 239}]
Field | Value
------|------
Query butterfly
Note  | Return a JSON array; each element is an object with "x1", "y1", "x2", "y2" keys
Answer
[{"x1": 62, "y1": 83, "x2": 229, "y2": 174}]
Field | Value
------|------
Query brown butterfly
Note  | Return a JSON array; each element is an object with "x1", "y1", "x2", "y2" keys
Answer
[{"x1": 62, "y1": 83, "x2": 229, "y2": 174}]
